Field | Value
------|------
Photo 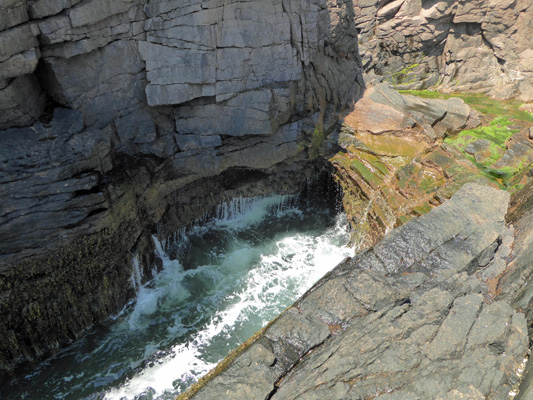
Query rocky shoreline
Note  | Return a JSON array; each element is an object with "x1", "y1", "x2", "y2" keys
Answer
[
  {"x1": 184, "y1": 181, "x2": 533, "y2": 399},
  {"x1": 1, "y1": 0, "x2": 533, "y2": 397}
]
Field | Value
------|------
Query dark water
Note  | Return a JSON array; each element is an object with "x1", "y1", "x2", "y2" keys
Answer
[{"x1": 2, "y1": 194, "x2": 353, "y2": 400}]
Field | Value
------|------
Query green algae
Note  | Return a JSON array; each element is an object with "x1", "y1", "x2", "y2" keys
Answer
[
  {"x1": 309, "y1": 126, "x2": 325, "y2": 160},
  {"x1": 443, "y1": 116, "x2": 522, "y2": 188},
  {"x1": 332, "y1": 89, "x2": 533, "y2": 261},
  {"x1": 419, "y1": 175, "x2": 441, "y2": 193},
  {"x1": 349, "y1": 157, "x2": 384, "y2": 187},
  {"x1": 353, "y1": 132, "x2": 427, "y2": 158},
  {"x1": 412, "y1": 203, "x2": 432, "y2": 216}
]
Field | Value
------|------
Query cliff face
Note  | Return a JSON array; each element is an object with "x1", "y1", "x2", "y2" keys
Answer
[
  {"x1": 0, "y1": 0, "x2": 364, "y2": 372},
  {"x1": 354, "y1": 0, "x2": 533, "y2": 101}
]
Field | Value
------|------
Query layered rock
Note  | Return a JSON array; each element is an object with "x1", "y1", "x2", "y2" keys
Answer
[
  {"x1": 184, "y1": 183, "x2": 531, "y2": 399},
  {"x1": 331, "y1": 83, "x2": 533, "y2": 251},
  {"x1": 354, "y1": 0, "x2": 533, "y2": 101},
  {"x1": 0, "y1": 0, "x2": 364, "y2": 372}
]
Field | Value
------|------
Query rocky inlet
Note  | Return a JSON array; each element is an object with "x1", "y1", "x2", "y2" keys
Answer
[{"x1": 1, "y1": 0, "x2": 533, "y2": 399}]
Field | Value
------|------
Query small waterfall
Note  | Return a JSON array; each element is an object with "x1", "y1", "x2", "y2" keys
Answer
[
  {"x1": 130, "y1": 256, "x2": 143, "y2": 292},
  {"x1": 162, "y1": 227, "x2": 186, "y2": 253},
  {"x1": 212, "y1": 194, "x2": 298, "y2": 226},
  {"x1": 152, "y1": 234, "x2": 167, "y2": 261}
]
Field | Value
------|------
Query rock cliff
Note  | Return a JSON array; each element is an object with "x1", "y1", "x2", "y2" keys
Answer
[
  {"x1": 0, "y1": 0, "x2": 364, "y2": 372},
  {"x1": 2, "y1": 0, "x2": 533, "y2": 395},
  {"x1": 355, "y1": 0, "x2": 533, "y2": 101}
]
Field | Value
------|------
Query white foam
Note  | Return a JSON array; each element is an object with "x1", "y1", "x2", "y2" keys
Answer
[
  {"x1": 103, "y1": 202, "x2": 353, "y2": 400},
  {"x1": 130, "y1": 256, "x2": 142, "y2": 292},
  {"x1": 213, "y1": 195, "x2": 296, "y2": 229}
]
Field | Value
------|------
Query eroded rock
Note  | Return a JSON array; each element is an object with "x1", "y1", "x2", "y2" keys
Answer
[
  {"x1": 0, "y1": 0, "x2": 365, "y2": 374},
  {"x1": 355, "y1": 0, "x2": 533, "y2": 101}
]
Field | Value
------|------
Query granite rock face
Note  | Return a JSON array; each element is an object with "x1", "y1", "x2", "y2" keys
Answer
[
  {"x1": 355, "y1": 0, "x2": 533, "y2": 101},
  {"x1": 0, "y1": 0, "x2": 364, "y2": 372},
  {"x1": 187, "y1": 183, "x2": 531, "y2": 400}
]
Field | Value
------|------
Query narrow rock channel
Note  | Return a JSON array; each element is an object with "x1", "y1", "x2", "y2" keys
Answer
[{"x1": 1, "y1": 186, "x2": 354, "y2": 399}]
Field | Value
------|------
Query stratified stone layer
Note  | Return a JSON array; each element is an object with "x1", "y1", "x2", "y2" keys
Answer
[{"x1": 355, "y1": 0, "x2": 533, "y2": 101}]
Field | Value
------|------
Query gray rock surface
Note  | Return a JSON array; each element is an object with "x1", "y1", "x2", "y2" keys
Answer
[
  {"x1": 0, "y1": 0, "x2": 531, "y2": 393},
  {"x1": 355, "y1": 0, "x2": 533, "y2": 101},
  {"x1": 0, "y1": 74, "x2": 45, "y2": 130},
  {"x1": 0, "y1": 108, "x2": 112, "y2": 262},
  {"x1": 0, "y1": 0, "x2": 29, "y2": 31},
  {"x1": 188, "y1": 183, "x2": 530, "y2": 400}
]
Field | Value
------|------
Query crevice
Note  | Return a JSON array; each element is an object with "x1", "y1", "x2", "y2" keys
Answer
[
  {"x1": 71, "y1": 186, "x2": 102, "y2": 198},
  {"x1": 431, "y1": 110, "x2": 447, "y2": 128},
  {"x1": 85, "y1": 207, "x2": 108, "y2": 218},
  {"x1": 264, "y1": 336, "x2": 332, "y2": 400}
]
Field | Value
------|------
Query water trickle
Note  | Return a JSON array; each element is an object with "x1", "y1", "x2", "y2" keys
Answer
[
  {"x1": 2, "y1": 193, "x2": 353, "y2": 400},
  {"x1": 131, "y1": 256, "x2": 143, "y2": 292}
]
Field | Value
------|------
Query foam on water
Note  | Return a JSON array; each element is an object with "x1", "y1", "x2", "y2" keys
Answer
[
  {"x1": 106, "y1": 199, "x2": 353, "y2": 399},
  {"x1": 1, "y1": 194, "x2": 353, "y2": 400}
]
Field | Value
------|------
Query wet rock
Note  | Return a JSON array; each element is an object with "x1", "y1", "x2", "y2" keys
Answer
[
  {"x1": 175, "y1": 135, "x2": 222, "y2": 152},
  {"x1": 0, "y1": 108, "x2": 112, "y2": 260},
  {"x1": 115, "y1": 109, "x2": 157, "y2": 152},
  {"x1": 0, "y1": 0, "x2": 365, "y2": 372},
  {"x1": 331, "y1": 84, "x2": 492, "y2": 250}
]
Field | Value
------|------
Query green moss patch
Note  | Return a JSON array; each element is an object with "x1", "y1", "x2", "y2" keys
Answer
[
  {"x1": 352, "y1": 131, "x2": 429, "y2": 158},
  {"x1": 412, "y1": 203, "x2": 432, "y2": 216},
  {"x1": 309, "y1": 126, "x2": 325, "y2": 160},
  {"x1": 349, "y1": 156, "x2": 385, "y2": 187},
  {"x1": 443, "y1": 117, "x2": 522, "y2": 188},
  {"x1": 389, "y1": 64, "x2": 420, "y2": 85},
  {"x1": 399, "y1": 90, "x2": 533, "y2": 122}
]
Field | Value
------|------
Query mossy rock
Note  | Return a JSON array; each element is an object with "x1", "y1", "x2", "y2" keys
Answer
[{"x1": 399, "y1": 90, "x2": 533, "y2": 122}]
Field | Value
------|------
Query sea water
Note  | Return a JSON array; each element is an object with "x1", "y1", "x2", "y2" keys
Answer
[{"x1": 2, "y1": 194, "x2": 353, "y2": 400}]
